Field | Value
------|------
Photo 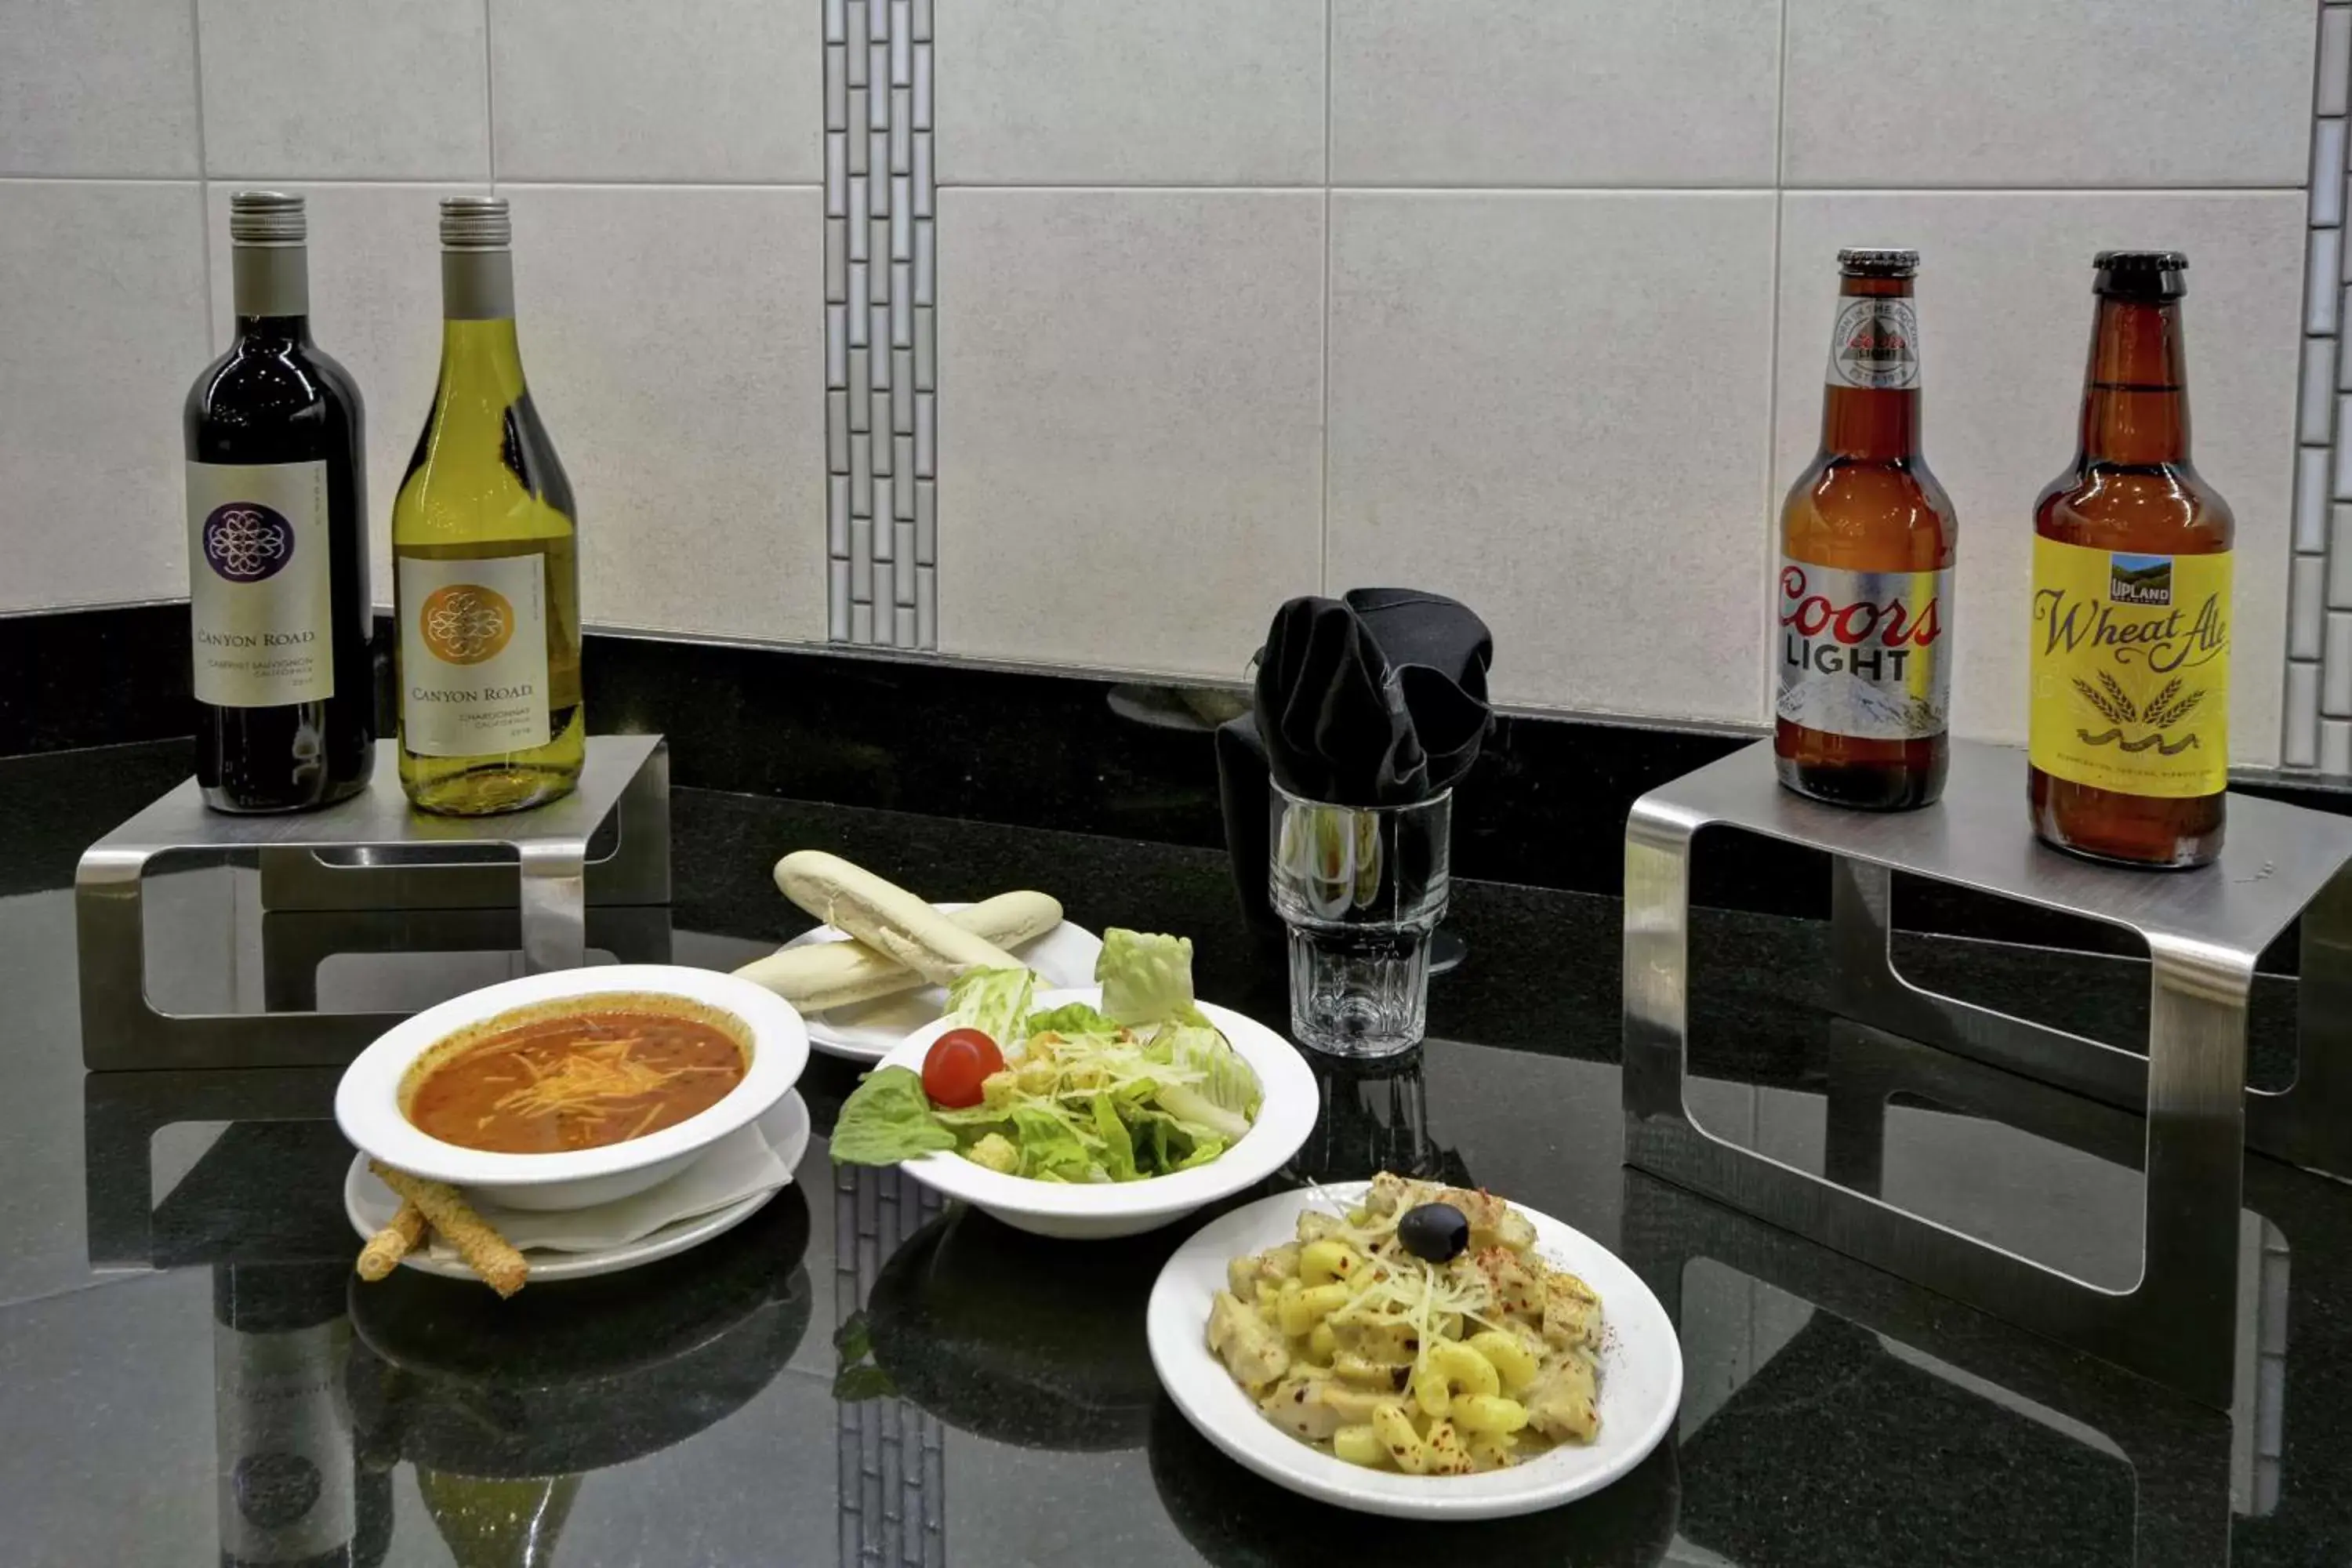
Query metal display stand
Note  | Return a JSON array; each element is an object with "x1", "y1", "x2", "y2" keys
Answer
[
  {"x1": 76, "y1": 735, "x2": 669, "y2": 1070},
  {"x1": 1621, "y1": 738, "x2": 2352, "y2": 1408}
]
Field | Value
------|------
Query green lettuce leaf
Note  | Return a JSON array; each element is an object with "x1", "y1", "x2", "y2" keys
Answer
[
  {"x1": 1123, "y1": 1106, "x2": 1217, "y2": 1175},
  {"x1": 1091, "y1": 1091, "x2": 1137, "y2": 1181},
  {"x1": 1127, "y1": 1110, "x2": 1174, "y2": 1174},
  {"x1": 830, "y1": 1068, "x2": 958, "y2": 1166},
  {"x1": 1174, "y1": 1134, "x2": 1227, "y2": 1171},
  {"x1": 1025, "y1": 1001, "x2": 1120, "y2": 1040},
  {"x1": 1096, "y1": 929, "x2": 1201, "y2": 1026},
  {"x1": 1156, "y1": 1086, "x2": 1249, "y2": 1145},
  {"x1": 1148, "y1": 1020, "x2": 1260, "y2": 1142},
  {"x1": 1008, "y1": 1105, "x2": 1094, "y2": 1181},
  {"x1": 946, "y1": 966, "x2": 1036, "y2": 1043}
]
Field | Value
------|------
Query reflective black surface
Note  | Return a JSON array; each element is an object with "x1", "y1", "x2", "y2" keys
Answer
[{"x1": 10, "y1": 739, "x2": 2352, "y2": 1564}]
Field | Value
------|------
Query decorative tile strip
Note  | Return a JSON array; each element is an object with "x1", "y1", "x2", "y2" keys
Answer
[
  {"x1": 2288, "y1": 2, "x2": 2352, "y2": 767},
  {"x1": 828, "y1": 0, "x2": 936, "y2": 648}
]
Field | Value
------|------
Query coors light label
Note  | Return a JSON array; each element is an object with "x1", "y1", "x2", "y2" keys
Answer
[
  {"x1": 1777, "y1": 560, "x2": 1951, "y2": 742},
  {"x1": 1826, "y1": 297, "x2": 1920, "y2": 390}
]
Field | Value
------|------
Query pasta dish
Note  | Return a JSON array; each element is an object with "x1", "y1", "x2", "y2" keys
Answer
[{"x1": 1205, "y1": 1174, "x2": 1602, "y2": 1475}]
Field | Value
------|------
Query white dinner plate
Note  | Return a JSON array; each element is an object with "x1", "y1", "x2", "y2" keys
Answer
[
  {"x1": 344, "y1": 1091, "x2": 811, "y2": 1285},
  {"x1": 1148, "y1": 1181, "x2": 1683, "y2": 1520},
  {"x1": 780, "y1": 901, "x2": 1104, "y2": 1062}
]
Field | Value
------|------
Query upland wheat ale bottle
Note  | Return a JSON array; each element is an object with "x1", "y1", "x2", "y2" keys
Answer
[
  {"x1": 1775, "y1": 249, "x2": 1957, "y2": 809},
  {"x1": 2028, "y1": 252, "x2": 2230, "y2": 867},
  {"x1": 392, "y1": 197, "x2": 584, "y2": 816}
]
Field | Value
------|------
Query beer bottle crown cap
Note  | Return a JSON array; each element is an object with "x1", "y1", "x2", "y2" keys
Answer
[
  {"x1": 2093, "y1": 250, "x2": 2188, "y2": 299},
  {"x1": 1836, "y1": 248, "x2": 1918, "y2": 278}
]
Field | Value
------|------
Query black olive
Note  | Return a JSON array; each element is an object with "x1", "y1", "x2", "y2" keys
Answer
[{"x1": 1398, "y1": 1202, "x2": 1470, "y2": 1263}]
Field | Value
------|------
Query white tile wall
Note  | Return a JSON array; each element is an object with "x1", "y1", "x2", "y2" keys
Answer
[
  {"x1": 1784, "y1": 0, "x2": 2315, "y2": 188},
  {"x1": 1773, "y1": 192, "x2": 2305, "y2": 764},
  {"x1": 1331, "y1": 0, "x2": 1780, "y2": 187},
  {"x1": 490, "y1": 0, "x2": 821, "y2": 182},
  {"x1": 0, "y1": 181, "x2": 209, "y2": 612},
  {"x1": 203, "y1": 183, "x2": 484, "y2": 608},
  {"x1": 1328, "y1": 192, "x2": 1779, "y2": 720},
  {"x1": 0, "y1": 0, "x2": 2336, "y2": 775},
  {"x1": 506, "y1": 185, "x2": 829, "y2": 644},
  {"x1": 0, "y1": 0, "x2": 198, "y2": 176},
  {"x1": 935, "y1": 189, "x2": 1324, "y2": 674},
  {"x1": 936, "y1": 0, "x2": 1324, "y2": 185},
  {"x1": 197, "y1": 0, "x2": 490, "y2": 180}
]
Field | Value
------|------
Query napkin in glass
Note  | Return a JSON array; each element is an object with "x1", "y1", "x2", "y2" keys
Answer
[{"x1": 1218, "y1": 587, "x2": 1494, "y2": 937}]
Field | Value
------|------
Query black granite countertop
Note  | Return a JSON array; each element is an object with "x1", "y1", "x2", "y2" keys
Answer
[{"x1": 6, "y1": 740, "x2": 2347, "y2": 1566}]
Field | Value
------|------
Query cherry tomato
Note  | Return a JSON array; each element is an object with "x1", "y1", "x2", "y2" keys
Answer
[{"x1": 921, "y1": 1028, "x2": 1004, "y2": 1109}]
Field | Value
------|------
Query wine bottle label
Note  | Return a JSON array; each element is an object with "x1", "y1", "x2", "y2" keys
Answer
[
  {"x1": 1775, "y1": 558, "x2": 1952, "y2": 741},
  {"x1": 397, "y1": 552, "x2": 552, "y2": 758},
  {"x1": 214, "y1": 1318, "x2": 354, "y2": 1563},
  {"x1": 1825, "y1": 297, "x2": 1920, "y2": 390},
  {"x1": 2028, "y1": 536, "x2": 2230, "y2": 798},
  {"x1": 185, "y1": 460, "x2": 336, "y2": 708}
]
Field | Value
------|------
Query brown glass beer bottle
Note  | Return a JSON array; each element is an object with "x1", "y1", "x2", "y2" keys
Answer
[
  {"x1": 1776, "y1": 249, "x2": 1957, "y2": 809},
  {"x1": 2027, "y1": 252, "x2": 2230, "y2": 867}
]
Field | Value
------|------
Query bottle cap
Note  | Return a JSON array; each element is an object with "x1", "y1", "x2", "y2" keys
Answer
[
  {"x1": 1837, "y1": 248, "x2": 1919, "y2": 278},
  {"x1": 228, "y1": 191, "x2": 304, "y2": 246},
  {"x1": 440, "y1": 196, "x2": 512, "y2": 252},
  {"x1": 2093, "y1": 250, "x2": 2188, "y2": 299}
]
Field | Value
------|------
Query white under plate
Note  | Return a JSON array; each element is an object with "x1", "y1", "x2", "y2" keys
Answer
[
  {"x1": 782, "y1": 902, "x2": 1104, "y2": 1062},
  {"x1": 1147, "y1": 1181, "x2": 1683, "y2": 1520},
  {"x1": 344, "y1": 1091, "x2": 811, "y2": 1285}
]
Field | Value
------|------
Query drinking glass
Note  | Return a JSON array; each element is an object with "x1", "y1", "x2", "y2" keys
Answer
[{"x1": 1268, "y1": 784, "x2": 1451, "y2": 1058}]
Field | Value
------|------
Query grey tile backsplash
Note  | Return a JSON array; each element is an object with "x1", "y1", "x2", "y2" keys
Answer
[{"x1": 0, "y1": 0, "x2": 2344, "y2": 770}]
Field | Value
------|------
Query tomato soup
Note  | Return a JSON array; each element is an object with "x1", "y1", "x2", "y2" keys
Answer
[{"x1": 405, "y1": 996, "x2": 749, "y2": 1154}]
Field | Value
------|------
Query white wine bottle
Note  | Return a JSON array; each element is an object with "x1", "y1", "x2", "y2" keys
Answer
[{"x1": 392, "y1": 196, "x2": 584, "y2": 815}]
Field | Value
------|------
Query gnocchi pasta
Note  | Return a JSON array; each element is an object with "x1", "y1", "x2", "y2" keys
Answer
[{"x1": 1204, "y1": 1174, "x2": 1603, "y2": 1475}]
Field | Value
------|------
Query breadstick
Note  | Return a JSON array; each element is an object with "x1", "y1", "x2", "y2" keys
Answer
[
  {"x1": 368, "y1": 1161, "x2": 528, "y2": 1298},
  {"x1": 734, "y1": 890, "x2": 1062, "y2": 1010},
  {"x1": 356, "y1": 1200, "x2": 427, "y2": 1281},
  {"x1": 773, "y1": 851, "x2": 1026, "y2": 986}
]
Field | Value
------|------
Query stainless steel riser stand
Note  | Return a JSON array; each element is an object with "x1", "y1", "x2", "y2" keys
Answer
[
  {"x1": 1621, "y1": 738, "x2": 2352, "y2": 1409},
  {"x1": 76, "y1": 735, "x2": 670, "y2": 1069}
]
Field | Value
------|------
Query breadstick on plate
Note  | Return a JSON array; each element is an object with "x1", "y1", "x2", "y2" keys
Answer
[
  {"x1": 356, "y1": 1199, "x2": 427, "y2": 1282},
  {"x1": 368, "y1": 1161, "x2": 529, "y2": 1298},
  {"x1": 734, "y1": 889, "x2": 1062, "y2": 1009},
  {"x1": 773, "y1": 851, "x2": 1028, "y2": 986}
]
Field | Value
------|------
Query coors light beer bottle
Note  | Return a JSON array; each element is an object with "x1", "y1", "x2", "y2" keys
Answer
[
  {"x1": 2027, "y1": 252, "x2": 2230, "y2": 867},
  {"x1": 1776, "y1": 249, "x2": 1956, "y2": 808}
]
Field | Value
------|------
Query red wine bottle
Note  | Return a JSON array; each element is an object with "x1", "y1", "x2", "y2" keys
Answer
[{"x1": 185, "y1": 191, "x2": 373, "y2": 812}]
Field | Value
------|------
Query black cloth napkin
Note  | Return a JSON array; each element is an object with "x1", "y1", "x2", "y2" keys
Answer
[
  {"x1": 1254, "y1": 587, "x2": 1493, "y2": 808},
  {"x1": 1218, "y1": 588, "x2": 1494, "y2": 940}
]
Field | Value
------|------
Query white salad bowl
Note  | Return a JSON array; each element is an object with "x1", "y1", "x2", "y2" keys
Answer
[
  {"x1": 336, "y1": 964, "x2": 809, "y2": 1212},
  {"x1": 877, "y1": 985, "x2": 1318, "y2": 1240}
]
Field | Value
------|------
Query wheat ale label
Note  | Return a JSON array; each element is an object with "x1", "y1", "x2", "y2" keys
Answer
[{"x1": 2027, "y1": 535, "x2": 2230, "y2": 797}]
